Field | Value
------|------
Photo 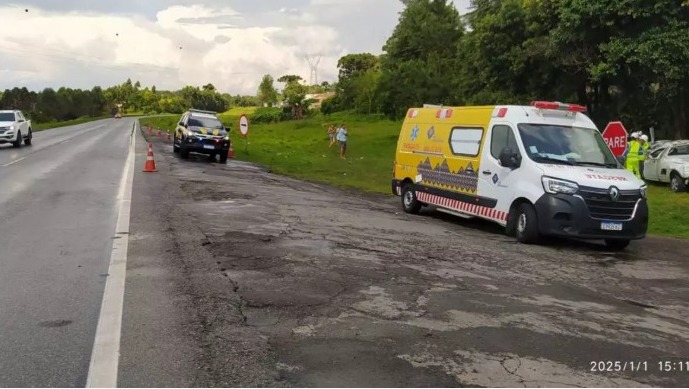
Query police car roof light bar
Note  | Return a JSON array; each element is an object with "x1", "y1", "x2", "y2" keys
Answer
[
  {"x1": 531, "y1": 101, "x2": 587, "y2": 113},
  {"x1": 189, "y1": 108, "x2": 217, "y2": 115}
]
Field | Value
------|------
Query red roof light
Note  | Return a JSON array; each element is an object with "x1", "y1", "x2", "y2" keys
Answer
[{"x1": 531, "y1": 101, "x2": 587, "y2": 113}]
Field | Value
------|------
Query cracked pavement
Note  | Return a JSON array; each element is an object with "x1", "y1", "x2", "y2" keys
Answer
[{"x1": 117, "y1": 130, "x2": 689, "y2": 387}]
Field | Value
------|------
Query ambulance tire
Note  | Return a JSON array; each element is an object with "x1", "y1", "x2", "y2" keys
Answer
[
  {"x1": 401, "y1": 184, "x2": 422, "y2": 214},
  {"x1": 515, "y1": 203, "x2": 540, "y2": 244}
]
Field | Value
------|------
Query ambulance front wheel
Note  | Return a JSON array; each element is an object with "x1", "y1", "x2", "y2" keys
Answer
[
  {"x1": 515, "y1": 203, "x2": 540, "y2": 244},
  {"x1": 402, "y1": 184, "x2": 422, "y2": 214}
]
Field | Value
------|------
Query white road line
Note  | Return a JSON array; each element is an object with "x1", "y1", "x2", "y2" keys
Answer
[
  {"x1": 86, "y1": 123, "x2": 136, "y2": 388},
  {"x1": 1, "y1": 156, "x2": 27, "y2": 167}
]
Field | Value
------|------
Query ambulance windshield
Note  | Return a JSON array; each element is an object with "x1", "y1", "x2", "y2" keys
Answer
[{"x1": 517, "y1": 124, "x2": 619, "y2": 168}]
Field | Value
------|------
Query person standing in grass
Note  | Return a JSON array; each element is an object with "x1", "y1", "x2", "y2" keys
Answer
[
  {"x1": 328, "y1": 124, "x2": 336, "y2": 147},
  {"x1": 336, "y1": 124, "x2": 348, "y2": 159}
]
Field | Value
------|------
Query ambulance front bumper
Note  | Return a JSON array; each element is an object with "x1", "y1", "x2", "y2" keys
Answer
[{"x1": 533, "y1": 192, "x2": 648, "y2": 240}]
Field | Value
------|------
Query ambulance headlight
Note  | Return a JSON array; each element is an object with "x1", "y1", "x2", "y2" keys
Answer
[
  {"x1": 542, "y1": 176, "x2": 579, "y2": 195},
  {"x1": 639, "y1": 185, "x2": 647, "y2": 199}
]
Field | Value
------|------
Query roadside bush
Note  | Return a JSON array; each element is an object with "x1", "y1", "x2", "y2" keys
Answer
[
  {"x1": 320, "y1": 96, "x2": 342, "y2": 115},
  {"x1": 251, "y1": 107, "x2": 290, "y2": 123}
]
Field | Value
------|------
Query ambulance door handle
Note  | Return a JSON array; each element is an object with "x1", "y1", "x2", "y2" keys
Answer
[{"x1": 482, "y1": 170, "x2": 492, "y2": 175}]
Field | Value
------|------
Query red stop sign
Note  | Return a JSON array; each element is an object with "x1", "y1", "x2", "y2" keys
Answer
[{"x1": 602, "y1": 121, "x2": 629, "y2": 157}]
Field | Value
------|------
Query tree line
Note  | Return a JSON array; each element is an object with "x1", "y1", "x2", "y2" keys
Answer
[
  {"x1": 322, "y1": 0, "x2": 689, "y2": 140},
  {"x1": 0, "y1": 79, "x2": 260, "y2": 124}
]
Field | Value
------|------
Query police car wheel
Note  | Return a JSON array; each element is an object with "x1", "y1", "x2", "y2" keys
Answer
[
  {"x1": 604, "y1": 239, "x2": 630, "y2": 251},
  {"x1": 515, "y1": 203, "x2": 539, "y2": 244},
  {"x1": 401, "y1": 184, "x2": 421, "y2": 214},
  {"x1": 173, "y1": 134, "x2": 180, "y2": 152}
]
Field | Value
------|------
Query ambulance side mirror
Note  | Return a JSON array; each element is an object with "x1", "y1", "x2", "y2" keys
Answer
[{"x1": 499, "y1": 147, "x2": 521, "y2": 169}]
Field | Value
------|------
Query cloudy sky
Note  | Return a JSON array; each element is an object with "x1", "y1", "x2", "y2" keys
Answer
[{"x1": 0, "y1": 1, "x2": 471, "y2": 95}]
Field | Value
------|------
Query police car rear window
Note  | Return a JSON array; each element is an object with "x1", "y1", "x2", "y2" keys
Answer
[{"x1": 188, "y1": 117, "x2": 223, "y2": 129}]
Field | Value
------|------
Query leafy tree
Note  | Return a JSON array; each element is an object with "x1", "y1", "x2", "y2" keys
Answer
[
  {"x1": 257, "y1": 74, "x2": 279, "y2": 107},
  {"x1": 552, "y1": 0, "x2": 689, "y2": 138},
  {"x1": 377, "y1": 0, "x2": 464, "y2": 118},
  {"x1": 336, "y1": 53, "x2": 380, "y2": 110},
  {"x1": 278, "y1": 75, "x2": 310, "y2": 119}
]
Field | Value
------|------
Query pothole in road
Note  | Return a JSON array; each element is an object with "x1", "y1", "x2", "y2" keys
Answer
[
  {"x1": 38, "y1": 319, "x2": 73, "y2": 328},
  {"x1": 238, "y1": 272, "x2": 345, "y2": 308},
  {"x1": 180, "y1": 181, "x2": 257, "y2": 201}
]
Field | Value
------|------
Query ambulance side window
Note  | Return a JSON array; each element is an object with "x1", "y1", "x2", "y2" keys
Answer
[
  {"x1": 449, "y1": 127, "x2": 483, "y2": 157},
  {"x1": 490, "y1": 125, "x2": 519, "y2": 160}
]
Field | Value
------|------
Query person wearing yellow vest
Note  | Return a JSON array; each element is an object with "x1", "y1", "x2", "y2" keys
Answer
[
  {"x1": 638, "y1": 134, "x2": 649, "y2": 179},
  {"x1": 623, "y1": 133, "x2": 641, "y2": 178}
]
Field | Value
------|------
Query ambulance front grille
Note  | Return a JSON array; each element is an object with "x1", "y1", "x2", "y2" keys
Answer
[{"x1": 577, "y1": 187, "x2": 641, "y2": 221}]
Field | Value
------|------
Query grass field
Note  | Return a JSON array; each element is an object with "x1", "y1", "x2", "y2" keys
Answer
[{"x1": 141, "y1": 108, "x2": 689, "y2": 240}]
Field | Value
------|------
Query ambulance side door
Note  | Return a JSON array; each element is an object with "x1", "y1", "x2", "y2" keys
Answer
[{"x1": 477, "y1": 123, "x2": 522, "y2": 219}]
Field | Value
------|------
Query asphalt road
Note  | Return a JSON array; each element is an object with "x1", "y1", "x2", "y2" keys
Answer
[
  {"x1": 120, "y1": 132, "x2": 689, "y2": 387},
  {"x1": 4, "y1": 121, "x2": 686, "y2": 387},
  {"x1": 0, "y1": 118, "x2": 133, "y2": 387}
]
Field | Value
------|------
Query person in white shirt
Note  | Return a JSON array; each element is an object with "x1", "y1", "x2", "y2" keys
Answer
[{"x1": 336, "y1": 124, "x2": 348, "y2": 159}]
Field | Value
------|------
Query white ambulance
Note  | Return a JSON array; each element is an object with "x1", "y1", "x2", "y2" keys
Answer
[{"x1": 391, "y1": 101, "x2": 649, "y2": 250}]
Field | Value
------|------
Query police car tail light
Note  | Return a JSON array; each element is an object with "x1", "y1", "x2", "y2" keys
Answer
[{"x1": 531, "y1": 101, "x2": 587, "y2": 113}]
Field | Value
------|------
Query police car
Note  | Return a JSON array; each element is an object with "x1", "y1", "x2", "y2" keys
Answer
[{"x1": 173, "y1": 109, "x2": 231, "y2": 163}]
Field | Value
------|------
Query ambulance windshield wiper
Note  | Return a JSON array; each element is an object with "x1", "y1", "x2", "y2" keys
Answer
[
  {"x1": 531, "y1": 155, "x2": 575, "y2": 165},
  {"x1": 575, "y1": 161, "x2": 620, "y2": 168}
]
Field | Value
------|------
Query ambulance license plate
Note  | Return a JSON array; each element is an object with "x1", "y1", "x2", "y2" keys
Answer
[
  {"x1": 203, "y1": 145, "x2": 215, "y2": 150},
  {"x1": 600, "y1": 221, "x2": 623, "y2": 231}
]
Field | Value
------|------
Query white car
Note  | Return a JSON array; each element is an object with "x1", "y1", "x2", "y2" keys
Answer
[
  {"x1": 0, "y1": 109, "x2": 33, "y2": 147},
  {"x1": 643, "y1": 140, "x2": 689, "y2": 192}
]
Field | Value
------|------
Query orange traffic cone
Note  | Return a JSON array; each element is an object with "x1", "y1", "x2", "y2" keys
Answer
[
  {"x1": 167, "y1": 132, "x2": 171, "y2": 141},
  {"x1": 157, "y1": 130, "x2": 162, "y2": 137},
  {"x1": 228, "y1": 143, "x2": 235, "y2": 159},
  {"x1": 143, "y1": 143, "x2": 157, "y2": 172}
]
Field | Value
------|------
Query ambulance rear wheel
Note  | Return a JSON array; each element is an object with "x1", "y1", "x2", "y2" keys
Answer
[
  {"x1": 515, "y1": 203, "x2": 540, "y2": 244},
  {"x1": 402, "y1": 184, "x2": 422, "y2": 214}
]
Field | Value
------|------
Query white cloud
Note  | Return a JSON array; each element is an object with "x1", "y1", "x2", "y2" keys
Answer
[{"x1": 0, "y1": 1, "x2": 472, "y2": 95}]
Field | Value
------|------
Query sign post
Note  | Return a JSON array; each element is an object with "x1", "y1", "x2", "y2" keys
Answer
[
  {"x1": 239, "y1": 114, "x2": 250, "y2": 154},
  {"x1": 602, "y1": 121, "x2": 629, "y2": 158}
]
